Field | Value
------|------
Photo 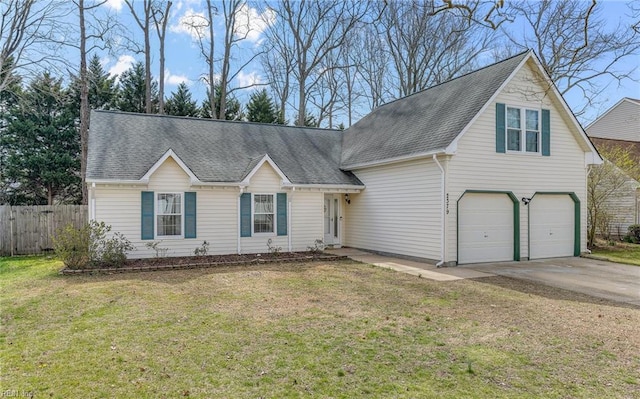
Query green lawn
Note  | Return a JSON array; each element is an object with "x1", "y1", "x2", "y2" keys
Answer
[
  {"x1": 591, "y1": 242, "x2": 640, "y2": 266},
  {"x1": 1, "y1": 256, "x2": 639, "y2": 398}
]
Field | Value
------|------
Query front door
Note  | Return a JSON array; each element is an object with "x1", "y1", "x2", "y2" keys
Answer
[{"x1": 323, "y1": 194, "x2": 340, "y2": 246}]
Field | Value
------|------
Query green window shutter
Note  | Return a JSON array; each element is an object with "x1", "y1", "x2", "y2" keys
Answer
[
  {"x1": 240, "y1": 193, "x2": 252, "y2": 237},
  {"x1": 184, "y1": 192, "x2": 196, "y2": 239},
  {"x1": 141, "y1": 191, "x2": 154, "y2": 240},
  {"x1": 541, "y1": 109, "x2": 551, "y2": 156},
  {"x1": 277, "y1": 193, "x2": 287, "y2": 236},
  {"x1": 496, "y1": 103, "x2": 506, "y2": 153}
]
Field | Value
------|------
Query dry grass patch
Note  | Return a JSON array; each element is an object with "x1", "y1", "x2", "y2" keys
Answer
[{"x1": 1, "y1": 256, "x2": 639, "y2": 398}]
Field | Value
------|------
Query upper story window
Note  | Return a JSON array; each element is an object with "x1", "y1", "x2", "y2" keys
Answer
[
  {"x1": 506, "y1": 106, "x2": 540, "y2": 153},
  {"x1": 157, "y1": 193, "x2": 182, "y2": 236}
]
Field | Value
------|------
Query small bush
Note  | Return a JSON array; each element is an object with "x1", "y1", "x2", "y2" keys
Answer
[
  {"x1": 53, "y1": 223, "x2": 92, "y2": 269},
  {"x1": 307, "y1": 239, "x2": 324, "y2": 253},
  {"x1": 266, "y1": 238, "x2": 282, "y2": 256},
  {"x1": 628, "y1": 225, "x2": 640, "y2": 244},
  {"x1": 54, "y1": 221, "x2": 133, "y2": 269},
  {"x1": 145, "y1": 241, "x2": 168, "y2": 257}
]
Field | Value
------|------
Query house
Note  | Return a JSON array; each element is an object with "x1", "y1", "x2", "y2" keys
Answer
[
  {"x1": 585, "y1": 98, "x2": 640, "y2": 237},
  {"x1": 86, "y1": 50, "x2": 602, "y2": 265}
]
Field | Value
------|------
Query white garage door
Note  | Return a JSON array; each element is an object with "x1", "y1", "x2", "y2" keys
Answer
[
  {"x1": 458, "y1": 193, "x2": 514, "y2": 264},
  {"x1": 529, "y1": 195, "x2": 574, "y2": 259}
]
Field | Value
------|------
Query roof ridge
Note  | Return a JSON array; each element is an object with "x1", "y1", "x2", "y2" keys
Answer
[
  {"x1": 361, "y1": 49, "x2": 531, "y2": 113},
  {"x1": 91, "y1": 109, "x2": 340, "y2": 132}
]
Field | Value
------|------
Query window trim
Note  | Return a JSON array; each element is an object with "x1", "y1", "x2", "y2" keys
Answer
[
  {"x1": 251, "y1": 193, "x2": 277, "y2": 235},
  {"x1": 155, "y1": 192, "x2": 184, "y2": 239},
  {"x1": 505, "y1": 106, "x2": 541, "y2": 155}
]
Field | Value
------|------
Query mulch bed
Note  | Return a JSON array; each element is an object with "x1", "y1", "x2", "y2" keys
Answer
[{"x1": 60, "y1": 252, "x2": 347, "y2": 275}]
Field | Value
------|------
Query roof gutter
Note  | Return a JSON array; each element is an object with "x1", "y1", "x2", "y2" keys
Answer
[{"x1": 343, "y1": 149, "x2": 449, "y2": 170}]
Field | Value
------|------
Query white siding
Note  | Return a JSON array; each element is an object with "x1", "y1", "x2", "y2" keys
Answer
[
  {"x1": 241, "y1": 163, "x2": 324, "y2": 254},
  {"x1": 345, "y1": 158, "x2": 442, "y2": 261},
  {"x1": 94, "y1": 158, "x2": 238, "y2": 258},
  {"x1": 94, "y1": 158, "x2": 327, "y2": 258},
  {"x1": 291, "y1": 191, "x2": 324, "y2": 251},
  {"x1": 586, "y1": 99, "x2": 640, "y2": 142},
  {"x1": 602, "y1": 176, "x2": 640, "y2": 238},
  {"x1": 446, "y1": 59, "x2": 589, "y2": 262}
]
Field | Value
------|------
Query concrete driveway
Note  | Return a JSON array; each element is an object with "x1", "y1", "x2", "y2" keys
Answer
[{"x1": 462, "y1": 257, "x2": 640, "y2": 307}]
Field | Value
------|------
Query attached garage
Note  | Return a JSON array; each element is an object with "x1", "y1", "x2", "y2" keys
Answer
[
  {"x1": 457, "y1": 192, "x2": 519, "y2": 264},
  {"x1": 529, "y1": 193, "x2": 579, "y2": 259}
]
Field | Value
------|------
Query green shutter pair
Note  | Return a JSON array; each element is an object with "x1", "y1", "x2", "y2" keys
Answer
[
  {"x1": 141, "y1": 191, "x2": 196, "y2": 240},
  {"x1": 240, "y1": 192, "x2": 288, "y2": 237},
  {"x1": 496, "y1": 103, "x2": 550, "y2": 156}
]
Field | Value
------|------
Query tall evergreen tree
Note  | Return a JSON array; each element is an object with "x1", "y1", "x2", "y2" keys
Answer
[
  {"x1": 246, "y1": 89, "x2": 279, "y2": 123},
  {"x1": 69, "y1": 54, "x2": 118, "y2": 114},
  {"x1": 200, "y1": 85, "x2": 242, "y2": 120},
  {"x1": 116, "y1": 61, "x2": 159, "y2": 113},
  {"x1": 165, "y1": 82, "x2": 199, "y2": 117},
  {"x1": 0, "y1": 73, "x2": 81, "y2": 205}
]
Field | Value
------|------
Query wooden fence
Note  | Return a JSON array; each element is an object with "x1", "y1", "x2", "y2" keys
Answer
[{"x1": 0, "y1": 205, "x2": 88, "y2": 256}]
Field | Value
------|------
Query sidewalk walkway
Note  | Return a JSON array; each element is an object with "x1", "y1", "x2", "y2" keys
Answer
[{"x1": 327, "y1": 247, "x2": 493, "y2": 281}]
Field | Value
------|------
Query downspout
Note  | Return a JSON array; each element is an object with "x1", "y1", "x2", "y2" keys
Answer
[
  {"x1": 90, "y1": 182, "x2": 96, "y2": 221},
  {"x1": 288, "y1": 187, "x2": 294, "y2": 252},
  {"x1": 237, "y1": 187, "x2": 244, "y2": 255},
  {"x1": 433, "y1": 154, "x2": 446, "y2": 267}
]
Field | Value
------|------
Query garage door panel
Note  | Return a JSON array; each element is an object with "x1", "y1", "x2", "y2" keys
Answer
[
  {"x1": 459, "y1": 193, "x2": 514, "y2": 264},
  {"x1": 530, "y1": 195, "x2": 574, "y2": 259}
]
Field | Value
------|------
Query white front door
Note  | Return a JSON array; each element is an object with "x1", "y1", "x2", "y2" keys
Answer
[{"x1": 324, "y1": 195, "x2": 340, "y2": 246}]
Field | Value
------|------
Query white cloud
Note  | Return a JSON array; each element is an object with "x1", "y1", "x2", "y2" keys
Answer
[
  {"x1": 170, "y1": 8, "x2": 210, "y2": 41},
  {"x1": 108, "y1": 55, "x2": 136, "y2": 78},
  {"x1": 165, "y1": 69, "x2": 192, "y2": 86},
  {"x1": 237, "y1": 70, "x2": 262, "y2": 88},
  {"x1": 104, "y1": 0, "x2": 125, "y2": 11},
  {"x1": 233, "y1": 4, "x2": 276, "y2": 43}
]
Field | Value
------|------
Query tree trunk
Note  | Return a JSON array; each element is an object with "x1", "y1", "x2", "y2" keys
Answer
[{"x1": 78, "y1": 0, "x2": 89, "y2": 205}]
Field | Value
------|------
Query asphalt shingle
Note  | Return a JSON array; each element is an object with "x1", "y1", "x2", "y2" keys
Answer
[
  {"x1": 340, "y1": 51, "x2": 529, "y2": 167},
  {"x1": 87, "y1": 112, "x2": 362, "y2": 185}
]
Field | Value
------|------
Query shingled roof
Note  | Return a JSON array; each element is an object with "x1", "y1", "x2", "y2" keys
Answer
[
  {"x1": 340, "y1": 51, "x2": 530, "y2": 168},
  {"x1": 87, "y1": 111, "x2": 362, "y2": 186}
]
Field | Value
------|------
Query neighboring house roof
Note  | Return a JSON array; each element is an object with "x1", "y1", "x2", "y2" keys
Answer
[
  {"x1": 341, "y1": 51, "x2": 530, "y2": 168},
  {"x1": 86, "y1": 111, "x2": 363, "y2": 186},
  {"x1": 585, "y1": 97, "x2": 640, "y2": 142}
]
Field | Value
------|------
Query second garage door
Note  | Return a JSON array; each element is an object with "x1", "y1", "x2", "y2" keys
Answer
[
  {"x1": 458, "y1": 193, "x2": 515, "y2": 264},
  {"x1": 529, "y1": 194, "x2": 575, "y2": 259}
]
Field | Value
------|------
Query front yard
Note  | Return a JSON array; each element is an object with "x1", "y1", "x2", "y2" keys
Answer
[
  {"x1": 1, "y1": 256, "x2": 639, "y2": 398},
  {"x1": 591, "y1": 241, "x2": 640, "y2": 266}
]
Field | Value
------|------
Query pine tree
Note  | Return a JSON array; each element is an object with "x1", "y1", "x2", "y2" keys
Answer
[
  {"x1": 69, "y1": 54, "x2": 118, "y2": 114},
  {"x1": 294, "y1": 112, "x2": 318, "y2": 127},
  {"x1": 246, "y1": 89, "x2": 278, "y2": 123},
  {"x1": 0, "y1": 73, "x2": 81, "y2": 205},
  {"x1": 165, "y1": 82, "x2": 199, "y2": 117},
  {"x1": 200, "y1": 85, "x2": 242, "y2": 121},
  {"x1": 116, "y1": 61, "x2": 159, "y2": 113}
]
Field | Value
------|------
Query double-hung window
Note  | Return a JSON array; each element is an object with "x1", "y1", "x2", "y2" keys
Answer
[
  {"x1": 506, "y1": 106, "x2": 540, "y2": 153},
  {"x1": 253, "y1": 194, "x2": 275, "y2": 233},
  {"x1": 157, "y1": 193, "x2": 182, "y2": 236}
]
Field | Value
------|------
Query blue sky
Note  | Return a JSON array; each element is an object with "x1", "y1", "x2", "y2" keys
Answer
[{"x1": 97, "y1": 0, "x2": 639, "y2": 126}]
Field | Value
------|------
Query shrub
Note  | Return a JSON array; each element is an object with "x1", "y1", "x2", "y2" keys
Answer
[
  {"x1": 53, "y1": 223, "x2": 92, "y2": 269},
  {"x1": 266, "y1": 238, "x2": 282, "y2": 256},
  {"x1": 54, "y1": 221, "x2": 134, "y2": 269},
  {"x1": 307, "y1": 239, "x2": 325, "y2": 253},
  {"x1": 628, "y1": 225, "x2": 640, "y2": 244}
]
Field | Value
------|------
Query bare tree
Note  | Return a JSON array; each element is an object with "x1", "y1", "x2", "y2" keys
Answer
[
  {"x1": 268, "y1": 0, "x2": 370, "y2": 126},
  {"x1": 125, "y1": 0, "x2": 154, "y2": 113},
  {"x1": 352, "y1": 24, "x2": 388, "y2": 112},
  {"x1": 152, "y1": 0, "x2": 172, "y2": 114},
  {"x1": 503, "y1": 0, "x2": 640, "y2": 117},
  {"x1": 377, "y1": 1, "x2": 494, "y2": 98},
  {"x1": 588, "y1": 144, "x2": 640, "y2": 246},
  {"x1": 0, "y1": 0, "x2": 70, "y2": 95}
]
